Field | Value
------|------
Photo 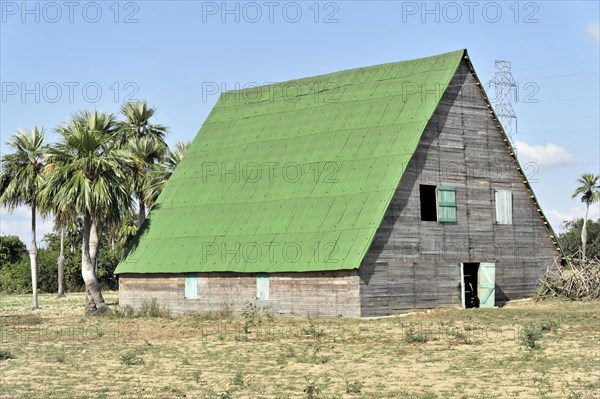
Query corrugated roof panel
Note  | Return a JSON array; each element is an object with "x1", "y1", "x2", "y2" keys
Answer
[{"x1": 115, "y1": 49, "x2": 465, "y2": 274}]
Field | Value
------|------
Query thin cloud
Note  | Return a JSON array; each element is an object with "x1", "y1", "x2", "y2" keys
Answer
[
  {"x1": 586, "y1": 23, "x2": 600, "y2": 42},
  {"x1": 514, "y1": 140, "x2": 574, "y2": 167},
  {"x1": 546, "y1": 205, "x2": 600, "y2": 232}
]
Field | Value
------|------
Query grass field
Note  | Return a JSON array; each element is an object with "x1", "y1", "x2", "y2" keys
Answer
[{"x1": 0, "y1": 292, "x2": 599, "y2": 399}]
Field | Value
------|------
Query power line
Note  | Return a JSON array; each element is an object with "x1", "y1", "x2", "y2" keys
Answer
[{"x1": 478, "y1": 61, "x2": 599, "y2": 74}]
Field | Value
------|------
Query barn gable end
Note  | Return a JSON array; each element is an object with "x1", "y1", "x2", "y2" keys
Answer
[{"x1": 358, "y1": 58, "x2": 560, "y2": 316}]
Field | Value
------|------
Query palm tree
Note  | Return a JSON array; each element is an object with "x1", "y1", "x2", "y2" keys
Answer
[
  {"x1": 129, "y1": 136, "x2": 166, "y2": 227},
  {"x1": 118, "y1": 101, "x2": 168, "y2": 147},
  {"x1": 166, "y1": 140, "x2": 189, "y2": 170},
  {"x1": 145, "y1": 140, "x2": 190, "y2": 208},
  {"x1": 106, "y1": 208, "x2": 138, "y2": 250},
  {"x1": 42, "y1": 110, "x2": 133, "y2": 313},
  {"x1": 0, "y1": 127, "x2": 46, "y2": 309},
  {"x1": 118, "y1": 101, "x2": 169, "y2": 228},
  {"x1": 571, "y1": 173, "x2": 600, "y2": 261}
]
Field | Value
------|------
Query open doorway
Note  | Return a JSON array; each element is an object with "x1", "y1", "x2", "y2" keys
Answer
[
  {"x1": 462, "y1": 263, "x2": 480, "y2": 308},
  {"x1": 460, "y1": 262, "x2": 496, "y2": 309}
]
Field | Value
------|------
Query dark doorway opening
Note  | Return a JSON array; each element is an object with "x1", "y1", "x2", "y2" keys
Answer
[
  {"x1": 420, "y1": 184, "x2": 437, "y2": 221},
  {"x1": 463, "y1": 263, "x2": 480, "y2": 308}
]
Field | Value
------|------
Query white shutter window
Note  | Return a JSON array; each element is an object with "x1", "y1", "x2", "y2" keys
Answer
[
  {"x1": 256, "y1": 274, "x2": 269, "y2": 300},
  {"x1": 184, "y1": 274, "x2": 198, "y2": 299},
  {"x1": 495, "y1": 190, "x2": 513, "y2": 225}
]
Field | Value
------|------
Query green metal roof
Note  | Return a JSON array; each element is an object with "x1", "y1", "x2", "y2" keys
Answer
[{"x1": 115, "y1": 49, "x2": 465, "y2": 274}]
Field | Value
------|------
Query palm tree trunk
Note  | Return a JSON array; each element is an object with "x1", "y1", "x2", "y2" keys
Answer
[
  {"x1": 57, "y1": 226, "x2": 65, "y2": 298},
  {"x1": 82, "y1": 215, "x2": 106, "y2": 314},
  {"x1": 581, "y1": 204, "x2": 589, "y2": 261},
  {"x1": 29, "y1": 201, "x2": 39, "y2": 309},
  {"x1": 138, "y1": 194, "x2": 146, "y2": 228},
  {"x1": 89, "y1": 218, "x2": 99, "y2": 273}
]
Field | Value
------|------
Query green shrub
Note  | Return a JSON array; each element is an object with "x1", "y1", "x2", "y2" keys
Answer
[
  {"x1": 120, "y1": 305, "x2": 135, "y2": 318},
  {"x1": 404, "y1": 327, "x2": 429, "y2": 343},
  {"x1": 0, "y1": 258, "x2": 30, "y2": 294},
  {"x1": 137, "y1": 298, "x2": 171, "y2": 318},
  {"x1": 303, "y1": 377, "x2": 321, "y2": 399},
  {"x1": 448, "y1": 329, "x2": 480, "y2": 345},
  {"x1": 120, "y1": 351, "x2": 145, "y2": 365},
  {"x1": 0, "y1": 231, "x2": 127, "y2": 295},
  {"x1": 345, "y1": 381, "x2": 363, "y2": 394},
  {"x1": 231, "y1": 371, "x2": 245, "y2": 387},
  {"x1": 520, "y1": 324, "x2": 544, "y2": 350},
  {"x1": 301, "y1": 316, "x2": 325, "y2": 338},
  {"x1": 0, "y1": 350, "x2": 15, "y2": 360}
]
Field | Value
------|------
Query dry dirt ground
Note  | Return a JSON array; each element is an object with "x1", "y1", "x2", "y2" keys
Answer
[{"x1": 0, "y1": 292, "x2": 598, "y2": 399}]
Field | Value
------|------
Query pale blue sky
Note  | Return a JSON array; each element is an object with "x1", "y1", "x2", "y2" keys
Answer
[{"x1": 1, "y1": 0, "x2": 599, "y2": 246}]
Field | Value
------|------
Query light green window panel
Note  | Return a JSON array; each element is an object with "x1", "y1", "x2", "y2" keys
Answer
[
  {"x1": 184, "y1": 274, "x2": 198, "y2": 299},
  {"x1": 438, "y1": 186, "x2": 457, "y2": 222},
  {"x1": 256, "y1": 273, "x2": 269, "y2": 300},
  {"x1": 495, "y1": 189, "x2": 512, "y2": 224},
  {"x1": 478, "y1": 263, "x2": 496, "y2": 308}
]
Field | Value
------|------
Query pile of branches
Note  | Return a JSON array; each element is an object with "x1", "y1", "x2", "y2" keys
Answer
[{"x1": 537, "y1": 256, "x2": 600, "y2": 300}]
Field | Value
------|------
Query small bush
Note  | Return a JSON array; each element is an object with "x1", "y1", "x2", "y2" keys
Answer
[
  {"x1": 241, "y1": 302, "x2": 273, "y2": 333},
  {"x1": 301, "y1": 316, "x2": 325, "y2": 338},
  {"x1": 191, "y1": 370, "x2": 202, "y2": 383},
  {"x1": 111, "y1": 305, "x2": 135, "y2": 318},
  {"x1": 520, "y1": 324, "x2": 544, "y2": 350},
  {"x1": 137, "y1": 298, "x2": 171, "y2": 318},
  {"x1": 540, "y1": 320, "x2": 560, "y2": 333},
  {"x1": 404, "y1": 327, "x2": 429, "y2": 343},
  {"x1": 303, "y1": 377, "x2": 321, "y2": 399},
  {"x1": 448, "y1": 329, "x2": 480, "y2": 345},
  {"x1": 232, "y1": 371, "x2": 244, "y2": 387},
  {"x1": 298, "y1": 344, "x2": 330, "y2": 364},
  {"x1": 218, "y1": 389, "x2": 233, "y2": 399},
  {"x1": 120, "y1": 351, "x2": 145, "y2": 365},
  {"x1": 345, "y1": 381, "x2": 363, "y2": 394},
  {"x1": 0, "y1": 350, "x2": 14, "y2": 360}
]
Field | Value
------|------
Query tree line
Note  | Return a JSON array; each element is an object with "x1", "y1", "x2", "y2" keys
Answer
[{"x1": 0, "y1": 101, "x2": 189, "y2": 313}]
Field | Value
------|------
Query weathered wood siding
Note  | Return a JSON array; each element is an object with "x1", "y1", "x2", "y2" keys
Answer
[
  {"x1": 119, "y1": 270, "x2": 360, "y2": 318},
  {"x1": 359, "y1": 59, "x2": 560, "y2": 316}
]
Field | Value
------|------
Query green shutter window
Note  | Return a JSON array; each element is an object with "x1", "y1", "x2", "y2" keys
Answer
[
  {"x1": 438, "y1": 186, "x2": 457, "y2": 222},
  {"x1": 256, "y1": 273, "x2": 270, "y2": 300},
  {"x1": 495, "y1": 189, "x2": 513, "y2": 224},
  {"x1": 184, "y1": 274, "x2": 198, "y2": 299}
]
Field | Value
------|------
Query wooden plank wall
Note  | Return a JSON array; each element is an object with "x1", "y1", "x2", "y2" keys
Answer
[
  {"x1": 358, "y1": 59, "x2": 561, "y2": 316},
  {"x1": 119, "y1": 270, "x2": 361, "y2": 318}
]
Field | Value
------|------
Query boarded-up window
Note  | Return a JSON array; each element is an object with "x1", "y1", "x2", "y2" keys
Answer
[
  {"x1": 184, "y1": 274, "x2": 198, "y2": 299},
  {"x1": 438, "y1": 186, "x2": 457, "y2": 222},
  {"x1": 256, "y1": 273, "x2": 269, "y2": 300},
  {"x1": 495, "y1": 189, "x2": 512, "y2": 224}
]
